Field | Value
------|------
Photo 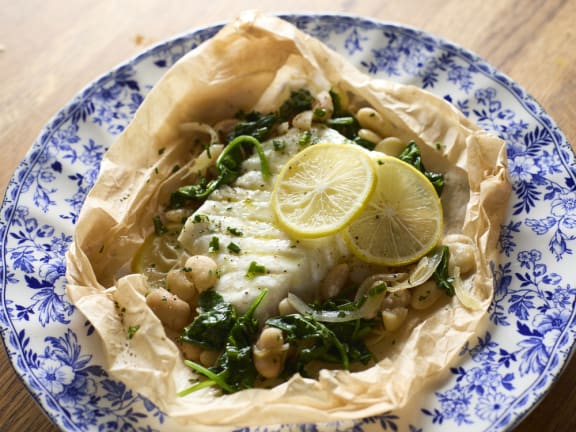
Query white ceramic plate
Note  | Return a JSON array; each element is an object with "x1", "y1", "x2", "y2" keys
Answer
[{"x1": 1, "y1": 14, "x2": 575, "y2": 432}]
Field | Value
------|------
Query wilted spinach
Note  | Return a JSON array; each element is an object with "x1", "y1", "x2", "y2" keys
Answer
[
  {"x1": 265, "y1": 299, "x2": 377, "y2": 377},
  {"x1": 180, "y1": 289, "x2": 267, "y2": 394},
  {"x1": 432, "y1": 246, "x2": 455, "y2": 296},
  {"x1": 398, "y1": 141, "x2": 445, "y2": 196},
  {"x1": 170, "y1": 89, "x2": 317, "y2": 208},
  {"x1": 180, "y1": 290, "x2": 236, "y2": 350},
  {"x1": 170, "y1": 134, "x2": 270, "y2": 207}
]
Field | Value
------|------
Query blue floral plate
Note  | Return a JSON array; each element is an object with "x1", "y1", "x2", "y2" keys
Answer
[{"x1": 1, "y1": 13, "x2": 575, "y2": 432}]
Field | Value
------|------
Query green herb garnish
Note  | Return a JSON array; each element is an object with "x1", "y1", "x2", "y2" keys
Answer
[
  {"x1": 152, "y1": 215, "x2": 168, "y2": 235},
  {"x1": 433, "y1": 246, "x2": 455, "y2": 296},
  {"x1": 398, "y1": 141, "x2": 444, "y2": 196},
  {"x1": 127, "y1": 325, "x2": 140, "y2": 339},
  {"x1": 227, "y1": 242, "x2": 241, "y2": 254},
  {"x1": 246, "y1": 261, "x2": 266, "y2": 279},
  {"x1": 170, "y1": 135, "x2": 270, "y2": 205},
  {"x1": 226, "y1": 227, "x2": 243, "y2": 236},
  {"x1": 209, "y1": 236, "x2": 220, "y2": 252},
  {"x1": 181, "y1": 290, "x2": 268, "y2": 394},
  {"x1": 273, "y1": 139, "x2": 286, "y2": 152}
]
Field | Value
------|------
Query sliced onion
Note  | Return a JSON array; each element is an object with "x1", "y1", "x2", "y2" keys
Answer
[
  {"x1": 286, "y1": 249, "x2": 446, "y2": 323},
  {"x1": 453, "y1": 267, "x2": 483, "y2": 310},
  {"x1": 179, "y1": 121, "x2": 219, "y2": 144},
  {"x1": 287, "y1": 291, "x2": 386, "y2": 323},
  {"x1": 386, "y1": 248, "x2": 443, "y2": 293},
  {"x1": 354, "y1": 273, "x2": 407, "y2": 301}
]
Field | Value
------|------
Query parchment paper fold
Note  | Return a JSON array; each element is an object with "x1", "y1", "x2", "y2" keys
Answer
[{"x1": 66, "y1": 11, "x2": 510, "y2": 428}]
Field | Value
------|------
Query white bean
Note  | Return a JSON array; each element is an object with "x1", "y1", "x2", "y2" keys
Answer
[
  {"x1": 358, "y1": 128, "x2": 383, "y2": 145},
  {"x1": 184, "y1": 255, "x2": 218, "y2": 292},
  {"x1": 164, "y1": 208, "x2": 191, "y2": 224},
  {"x1": 253, "y1": 327, "x2": 289, "y2": 379},
  {"x1": 381, "y1": 307, "x2": 408, "y2": 332},
  {"x1": 146, "y1": 288, "x2": 191, "y2": 330},
  {"x1": 375, "y1": 137, "x2": 405, "y2": 157},
  {"x1": 410, "y1": 280, "x2": 444, "y2": 310},
  {"x1": 179, "y1": 341, "x2": 202, "y2": 362},
  {"x1": 381, "y1": 290, "x2": 412, "y2": 309},
  {"x1": 166, "y1": 268, "x2": 196, "y2": 303},
  {"x1": 200, "y1": 350, "x2": 220, "y2": 367},
  {"x1": 292, "y1": 110, "x2": 314, "y2": 131},
  {"x1": 447, "y1": 242, "x2": 476, "y2": 276},
  {"x1": 256, "y1": 328, "x2": 285, "y2": 351},
  {"x1": 276, "y1": 121, "x2": 290, "y2": 135},
  {"x1": 313, "y1": 90, "x2": 334, "y2": 117},
  {"x1": 356, "y1": 107, "x2": 394, "y2": 138},
  {"x1": 254, "y1": 348, "x2": 287, "y2": 379}
]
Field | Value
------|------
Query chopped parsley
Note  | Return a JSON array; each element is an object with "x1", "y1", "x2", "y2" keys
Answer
[
  {"x1": 299, "y1": 130, "x2": 312, "y2": 146},
  {"x1": 273, "y1": 139, "x2": 286, "y2": 152},
  {"x1": 226, "y1": 227, "x2": 243, "y2": 236},
  {"x1": 127, "y1": 325, "x2": 140, "y2": 339},
  {"x1": 313, "y1": 107, "x2": 327, "y2": 118},
  {"x1": 193, "y1": 214, "x2": 210, "y2": 224},
  {"x1": 245, "y1": 261, "x2": 266, "y2": 279},
  {"x1": 209, "y1": 236, "x2": 220, "y2": 252},
  {"x1": 227, "y1": 242, "x2": 241, "y2": 254}
]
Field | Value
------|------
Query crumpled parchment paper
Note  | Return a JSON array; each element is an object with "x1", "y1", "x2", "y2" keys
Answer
[{"x1": 66, "y1": 10, "x2": 511, "y2": 428}]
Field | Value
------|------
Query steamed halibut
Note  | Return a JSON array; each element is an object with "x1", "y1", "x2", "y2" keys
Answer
[{"x1": 178, "y1": 126, "x2": 350, "y2": 318}]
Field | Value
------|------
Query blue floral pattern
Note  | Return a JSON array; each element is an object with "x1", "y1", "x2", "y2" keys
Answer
[{"x1": 1, "y1": 13, "x2": 575, "y2": 432}]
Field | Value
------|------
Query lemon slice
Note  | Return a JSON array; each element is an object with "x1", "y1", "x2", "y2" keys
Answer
[
  {"x1": 272, "y1": 143, "x2": 376, "y2": 238},
  {"x1": 343, "y1": 154, "x2": 443, "y2": 266}
]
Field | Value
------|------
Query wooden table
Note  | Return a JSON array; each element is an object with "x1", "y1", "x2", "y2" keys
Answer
[{"x1": 1, "y1": 1, "x2": 574, "y2": 430}]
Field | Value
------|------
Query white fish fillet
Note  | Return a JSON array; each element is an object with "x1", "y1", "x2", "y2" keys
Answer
[{"x1": 178, "y1": 126, "x2": 350, "y2": 319}]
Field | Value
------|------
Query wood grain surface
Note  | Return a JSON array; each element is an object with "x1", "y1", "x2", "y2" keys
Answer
[{"x1": 1, "y1": 1, "x2": 574, "y2": 431}]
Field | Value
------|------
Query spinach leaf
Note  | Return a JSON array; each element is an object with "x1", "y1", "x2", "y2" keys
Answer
[
  {"x1": 325, "y1": 90, "x2": 361, "y2": 142},
  {"x1": 171, "y1": 90, "x2": 318, "y2": 208},
  {"x1": 398, "y1": 141, "x2": 445, "y2": 196},
  {"x1": 208, "y1": 290, "x2": 266, "y2": 392},
  {"x1": 228, "y1": 89, "x2": 314, "y2": 142},
  {"x1": 329, "y1": 89, "x2": 347, "y2": 118},
  {"x1": 308, "y1": 298, "x2": 377, "y2": 364},
  {"x1": 170, "y1": 135, "x2": 270, "y2": 206},
  {"x1": 265, "y1": 314, "x2": 348, "y2": 374},
  {"x1": 433, "y1": 246, "x2": 455, "y2": 296},
  {"x1": 228, "y1": 111, "x2": 278, "y2": 142},
  {"x1": 180, "y1": 291, "x2": 236, "y2": 351},
  {"x1": 324, "y1": 90, "x2": 375, "y2": 150},
  {"x1": 181, "y1": 290, "x2": 268, "y2": 394},
  {"x1": 277, "y1": 88, "x2": 314, "y2": 122},
  {"x1": 326, "y1": 116, "x2": 360, "y2": 140},
  {"x1": 265, "y1": 308, "x2": 376, "y2": 377}
]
